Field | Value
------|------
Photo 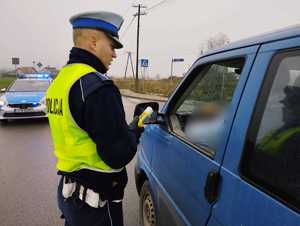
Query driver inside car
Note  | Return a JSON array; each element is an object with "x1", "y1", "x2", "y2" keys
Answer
[{"x1": 184, "y1": 102, "x2": 225, "y2": 150}]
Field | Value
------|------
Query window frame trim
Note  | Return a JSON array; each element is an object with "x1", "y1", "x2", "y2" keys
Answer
[
  {"x1": 239, "y1": 48, "x2": 300, "y2": 213},
  {"x1": 165, "y1": 56, "x2": 247, "y2": 159}
]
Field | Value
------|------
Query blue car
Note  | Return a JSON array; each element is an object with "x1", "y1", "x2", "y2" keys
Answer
[
  {"x1": 0, "y1": 76, "x2": 51, "y2": 122},
  {"x1": 134, "y1": 25, "x2": 300, "y2": 226}
]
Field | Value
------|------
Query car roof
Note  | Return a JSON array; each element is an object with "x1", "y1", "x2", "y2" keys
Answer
[{"x1": 199, "y1": 24, "x2": 300, "y2": 59}]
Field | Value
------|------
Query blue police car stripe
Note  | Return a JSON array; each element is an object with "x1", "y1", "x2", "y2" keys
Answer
[{"x1": 72, "y1": 18, "x2": 118, "y2": 36}]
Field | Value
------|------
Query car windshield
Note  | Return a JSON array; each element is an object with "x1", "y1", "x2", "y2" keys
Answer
[{"x1": 8, "y1": 79, "x2": 50, "y2": 92}]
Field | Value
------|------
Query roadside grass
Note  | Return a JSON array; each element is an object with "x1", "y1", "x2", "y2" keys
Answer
[
  {"x1": 0, "y1": 76, "x2": 182, "y2": 96},
  {"x1": 0, "y1": 77, "x2": 15, "y2": 90},
  {"x1": 113, "y1": 77, "x2": 182, "y2": 97}
]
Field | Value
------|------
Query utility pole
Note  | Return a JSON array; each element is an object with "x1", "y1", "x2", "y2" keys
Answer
[
  {"x1": 124, "y1": 51, "x2": 135, "y2": 79},
  {"x1": 133, "y1": 4, "x2": 147, "y2": 91}
]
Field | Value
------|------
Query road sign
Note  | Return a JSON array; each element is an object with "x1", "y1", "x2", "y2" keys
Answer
[
  {"x1": 141, "y1": 59, "x2": 149, "y2": 68},
  {"x1": 37, "y1": 62, "x2": 43, "y2": 68},
  {"x1": 171, "y1": 58, "x2": 185, "y2": 77},
  {"x1": 172, "y1": 58, "x2": 184, "y2": 62},
  {"x1": 12, "y1": 57, "x2": 20, "y2": 65}
]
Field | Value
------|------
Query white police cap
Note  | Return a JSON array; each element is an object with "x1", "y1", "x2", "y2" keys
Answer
[{"x1": 70, "y1": 11, "x2": 124, "y2": 49}]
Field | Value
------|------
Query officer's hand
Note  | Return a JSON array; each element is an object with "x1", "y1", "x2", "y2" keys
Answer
[{"x1": 129, "y1": 116, "x2": 144, "y2": 142}]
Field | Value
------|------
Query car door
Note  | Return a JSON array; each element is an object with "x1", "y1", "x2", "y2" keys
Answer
[
  {"x1": 208, "y1": 37, "x2": 300, "y2": 226},
  {"x1": 148, "y1": 45, "x2": 259, "y2": 226}
]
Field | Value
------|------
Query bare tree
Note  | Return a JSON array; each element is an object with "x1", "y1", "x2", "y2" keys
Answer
[{"x1": 199, "y1": 33, "x2": 230, "y2": 55}]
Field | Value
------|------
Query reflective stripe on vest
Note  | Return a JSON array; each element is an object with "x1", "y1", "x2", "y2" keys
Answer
[
  {"x1": 257, "y1": 127, "x2": 300, "y2": 155},
  {"x1": 46, "y1": 63, "x2": 123, "y2": 173}
]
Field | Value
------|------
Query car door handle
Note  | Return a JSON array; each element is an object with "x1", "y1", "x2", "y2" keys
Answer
[{"x1": 204, "y1": 170, "x2": 220, "y2": 204}]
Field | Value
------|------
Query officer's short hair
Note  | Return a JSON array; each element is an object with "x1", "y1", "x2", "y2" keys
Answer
[
  {"x1": 73, "y1": 28, "x2": 85, "y2": 46},
  {"x1": 72, "y1": 28, "x2": 104, "y2": 46}
]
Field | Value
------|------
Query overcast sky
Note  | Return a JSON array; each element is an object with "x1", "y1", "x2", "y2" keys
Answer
[{"x1": 1, "y1": 0, "x2": 300, "y2": 78}]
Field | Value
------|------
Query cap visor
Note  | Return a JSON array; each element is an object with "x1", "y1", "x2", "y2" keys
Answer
[{"x1": 106, "y1": 33, "x2": 123, "y2": 49}]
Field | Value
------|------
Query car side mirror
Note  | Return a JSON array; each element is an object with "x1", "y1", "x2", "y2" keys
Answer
[
  {"x1": 133, "y1": 102, "x2": 159, "y2": 118},
  {"x1": 143, "y1": 111, "x2": 166, "y2": 125},
  {"x1": 0, "y1": 88, "x2": 6, "y2": 93}
]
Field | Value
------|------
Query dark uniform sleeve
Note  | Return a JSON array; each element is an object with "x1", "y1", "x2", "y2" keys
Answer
[
  {"x1": 83, "y1": 84, "x2": 138, "y2": 169},
  {"x1": 67, "y1": 73, "x2": 137, "y2": 170},
  {"x1": 69, "y1": 73, "x2": 138, "y2": 169}
]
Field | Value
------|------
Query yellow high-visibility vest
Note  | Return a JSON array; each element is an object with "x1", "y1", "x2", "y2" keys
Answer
[
  {"x1": 257, "y1": 127, "x2": 300, "y2": 155},
  {"x1": 46, "y1": 63, "x2": 122, "y2": 173}
]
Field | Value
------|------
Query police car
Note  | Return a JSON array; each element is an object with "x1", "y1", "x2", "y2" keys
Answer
[{"x1": 0, "y1": 73, "x2": 52, "y2": 122}]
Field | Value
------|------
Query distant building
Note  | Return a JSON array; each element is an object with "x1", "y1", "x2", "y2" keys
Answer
[
  {"x1": 16, "y1": 67, "x2": 37, "y2": 74},
  {"x1": 41, "y1": 66, "x2": 59, "y2": 78},
  {"x1": 41, "y1": 66, "x2": 57, "y2": 73}
]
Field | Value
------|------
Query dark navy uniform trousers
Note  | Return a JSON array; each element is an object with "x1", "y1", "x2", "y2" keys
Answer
[{"x1": 57, "y1": 177, "x2": 124, "y2": 226}]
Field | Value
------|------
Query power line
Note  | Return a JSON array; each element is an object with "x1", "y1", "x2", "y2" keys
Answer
[
  {"x1": 122, "y1": 0, "x2": 138, "y2": 21},
  {"x1": 147, "y1": 0, "x2": 168, "y2": 11},
  {"x1": 120, "y1": 0, "x2": 139, "y2": 39},
  {"x1": 120, "y1": 16, "x2": 136, "y2": 38},
  {"x1": 122, "y1": 0, "x2": 170, "y2": 39}
]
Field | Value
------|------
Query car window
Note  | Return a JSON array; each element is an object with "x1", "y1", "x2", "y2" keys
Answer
[
  {"x1": 241, "y1": 50, "x2": 300, "y2": 211},
  {"x1": 169, "y1": 58, "x2": 245, "y2": 153},
  {"x1": 8, "y1": 79, "x2": 50, "y2": 92}
]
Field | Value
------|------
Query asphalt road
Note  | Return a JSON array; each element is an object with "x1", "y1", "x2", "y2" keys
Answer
[{"x1": 0, "y1": 97, "x2": 152, "y2": 226}]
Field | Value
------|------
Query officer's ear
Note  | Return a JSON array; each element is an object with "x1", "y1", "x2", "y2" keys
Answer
[{"x1": 89, "y1": 35, "x2": 98, "y2": 52}]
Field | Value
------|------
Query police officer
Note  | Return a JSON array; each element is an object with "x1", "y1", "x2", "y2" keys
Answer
[
  {"x1": 255, "y1": 81, "x2": 300, "y2": 198},
  {"x1": 46, "y1": 11, "x2": 143, "y2": 226}
]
